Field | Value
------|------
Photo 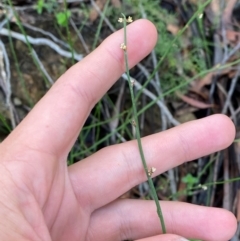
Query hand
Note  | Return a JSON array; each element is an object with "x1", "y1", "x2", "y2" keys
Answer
[{"x1": 0, "y1": 19, "x2": 237, "y2": 241}]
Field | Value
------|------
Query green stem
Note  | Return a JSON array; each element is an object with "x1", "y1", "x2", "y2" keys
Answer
[
  {"x1": 63, "y1": 0, "x2": 74, "y2": 65},
  {"x1": 92, "y1": 0, "x2": 110, "y2": 50},
  {"x1": 6, "y1": 20, "x2": 33, "y2": 107},
  {"x1": 121, "y1": 13, "x2": 166, "y2": 234},
  {"x1": 7, "y1": 0, "x2": 50, "y2": 88}
]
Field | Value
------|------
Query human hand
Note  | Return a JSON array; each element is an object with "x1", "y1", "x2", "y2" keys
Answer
[{"x1": 0, "y1": 19, "x2": 237, "y2": 241}]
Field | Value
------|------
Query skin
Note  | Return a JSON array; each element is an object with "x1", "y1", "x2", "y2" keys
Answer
[{"x1": 0, "y1": 19, "x2": 237, "y2": 241}]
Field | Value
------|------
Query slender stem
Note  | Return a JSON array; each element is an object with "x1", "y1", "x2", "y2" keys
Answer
[
  {"x1": 6, "y1": 0, "x2": 50, "y2": 88},
  {"x1": 92, "y1": 0, "x2": 110, "y2": 50},
  {"x1": 63, "y1": 0, "x2": 74, "y2": 65},
  {"x1": 121, "y1": 13, "x2": 166, "y2": 234},
  {"x1": 6, "y1": 20, "x2": 33, "y2": 107}
]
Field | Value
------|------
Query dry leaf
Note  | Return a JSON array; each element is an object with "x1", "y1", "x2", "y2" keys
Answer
[
  {"x1": 226, "y1": 30, "x2": 240, "y2": 43},
  {"x1": 167, "y1": 24, "x2": 179, "y2": 35},
  {"x1": 89, "y1": 0, "x2": 120, "y2": 22},
  {"x1": 177, "y1": 92, "x2": 213, "y2": 109},
  {"x1": 211, "y1": 0, "x2": 221, "y2": 17},
  {"x1": 191, "y1": 72, "x2": 214, "y2": 92},
  {"x1": 111, "y1": 0, "x2": 121, "y2": 7},
  {"x1": 222, "y1": 0, "x2": 237, "y2": 27},
  {"x1": 89, "y1": 0, "x2": 107, "y2": 22},
  {"x1": 191, "y1": 66, "x2": 234, "y2": 92},
  {"x1": 177, "y1": 165, "x2": 188, "y2": 202}
]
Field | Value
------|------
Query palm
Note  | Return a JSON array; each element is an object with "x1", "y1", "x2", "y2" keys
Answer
[{"x1": 0, "y1": 20, "x2": 237, "y2": 241}]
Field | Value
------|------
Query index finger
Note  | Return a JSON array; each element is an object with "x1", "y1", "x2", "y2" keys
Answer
[{"x1": 3, "y1": 19, "x2": 158, "y2": 157}]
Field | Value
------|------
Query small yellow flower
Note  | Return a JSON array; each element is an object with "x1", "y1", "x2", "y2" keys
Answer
[
  {"x1": 120, "y1": 43, "x2": 127, "y2": 50},
  {"x1": 127, "y1": 16, "x2": 133, "y2": 23},
  {"x1": 118, "y1": 18, "x2": 124, "y2": 23}
]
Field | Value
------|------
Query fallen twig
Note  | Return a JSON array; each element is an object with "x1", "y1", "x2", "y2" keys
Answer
[
  {"x1": 22, "y1": 23, "x2": 71, "y2": 50},
  {"x1": 0, "y1": 28, "x2": 83, "y2": 61},
  {"x1": 222, "y1": 66, "x2": 240, "y2": 114},
  {"x1": 222, "y1": 0, "x2": 237, "y2": 28},
  {"x1": 0, "y1": 39, "x2": 16, "y2": 128}
]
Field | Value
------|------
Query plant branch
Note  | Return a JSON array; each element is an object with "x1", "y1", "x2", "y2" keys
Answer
[{"x1": 121, "y1": 13, "x2": 166, "y2": 233}]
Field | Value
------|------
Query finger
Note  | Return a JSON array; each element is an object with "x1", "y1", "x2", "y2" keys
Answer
[
  {"x1": 136, "y1": 235, "x2": 189, "y2": 241},
  {"x1": 87, "y1": 199, "x2": 237, "y2": 241},
  {"x1": 3, "y1": 19, "x2": 157, "y2": 156},
  {"x1": 69, "y1": 114, "x2": 235, "y2": 210}
]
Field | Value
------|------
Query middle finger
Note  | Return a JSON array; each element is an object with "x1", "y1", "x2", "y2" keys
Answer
[{"x1": 69, "y1": 114, "x2": 235, "y2": 210}]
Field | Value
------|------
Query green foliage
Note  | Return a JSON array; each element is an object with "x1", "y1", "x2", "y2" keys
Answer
[
  {"x1": 56, "y1": 10, "x2": 71, "y2": 27},
  {"x1": 0, "y1": 113, "x2": 12, "y2": 134},
  {"x1": 182, "y1": 173, "x2": 199, "y2": 195},
  {"x1": 35, "y1": 0, "x2": 45, "y2": 14},
  {"x1": 182, "y1": 173, "x2": 199, "y2": 187},
  {"x1": 35, "y1": 0, "x2": 56, "y2": 14},
  {"x1": 35, "y1": 0, "x2": 72, "y2": 28}
]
